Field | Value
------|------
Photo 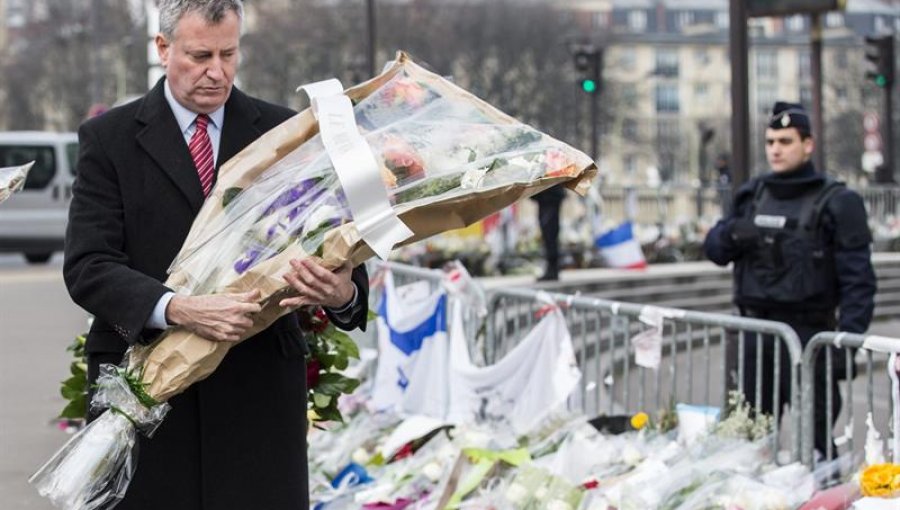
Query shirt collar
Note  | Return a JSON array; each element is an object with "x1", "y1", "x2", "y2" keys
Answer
[{"x1": 163, "y1": 79, "x2": 225, "y2": 133}]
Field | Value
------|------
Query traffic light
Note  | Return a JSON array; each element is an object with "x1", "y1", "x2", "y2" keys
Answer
[
  {"x1": 865, "y1": 35, "x2": 895, "y2": 88},
  {"x1": 572, "y1": 46, "x2": 603, "y2": 95}
]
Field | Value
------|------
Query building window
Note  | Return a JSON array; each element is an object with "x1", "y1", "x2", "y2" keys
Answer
[
  {"x1": 676, "y1": 11, "x2": 695, "y2": 31},
  {"x1": 757, "y1": 84, "x2": 777, "y2": 113},
  {"x1": 658, "y1": 152, "x2": 676, "y2": 182},
  {"x1": 655, "y1": 48, "x2": 679, "y2": 77},
  {"x1": 694, "y1": 48, "x2": 709, "y2": 65},
  {"x1": 825, "y1": 12, "x2": 844, "y2": 28},
  {"x1": 695, "y1": 83, "x2": 709, "y2": 98},
  {"x1": 833, "y1": 49, "x2": 848, "y2": 69},
  {"x1": 622, "y1": 83, "x2": 638, "y2": 107},
  {"x1": 786, "y1": 15, "x2": 805, "y2": 32},
  {"x1": 835, "y1": 87, "x2": 848, "y2": 102},
  {"x1": 756, "y1": 49, "x2": 778, "y2": 80},
  {"x1": 800, "y1": 86, "x2": 812, "y2": 107},
  {"x1": 624, "y1": 155, "x2": 637, "y2": 175},
  {"x1": 622, "y1": 118, "x2": 638, "y2": 138},
  {"x1": 655, "y1": 84, "x2": 680, "y2": 113},
  {"x1": 798, "y1": 50, "x2": 811, "y2": 80},
  {"x1": 628, "y1": 10, "x2": 648, "y2": 32},
  {"x1": 593, "y1": 11, "x2": 610, "y2": 29},
  {"x1": 715, "y1": 11, "x2": 729, "y2": 30},
  {"x1": 657, "y1": 119, "x2": 679, "y2": 142},
  {"x1": 619, "y1": 46, "x2": 636, "y2": 71}
]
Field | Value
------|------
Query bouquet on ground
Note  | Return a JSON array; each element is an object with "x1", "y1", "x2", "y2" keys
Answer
[
  {"x1": 0, "y1": 162, "x2": 34, "y2": 203},
  {"x1": 30, "y1": 51, "x2": 596, "y2": 509}
]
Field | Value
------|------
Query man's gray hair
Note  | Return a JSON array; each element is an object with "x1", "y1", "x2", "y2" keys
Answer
[{"x1": 158, "y1": 0, "x2": 244, "y2": 40}]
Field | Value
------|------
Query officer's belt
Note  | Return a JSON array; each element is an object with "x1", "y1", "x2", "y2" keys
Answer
[{"x1": 740, "y1": 307, "x2": 836, "y2": 326}]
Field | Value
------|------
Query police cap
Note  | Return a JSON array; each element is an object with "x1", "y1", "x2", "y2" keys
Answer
[{"x1": 768, "y1": 101, "x2": 811, "y2": 137}]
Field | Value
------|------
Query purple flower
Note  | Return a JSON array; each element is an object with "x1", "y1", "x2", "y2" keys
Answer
[
  {"x1": 261, "y1": 178, "x2": 320, "y2": 218},
  {"x1": 234, "y1": 248, "x2": 262, "y2": 274}
]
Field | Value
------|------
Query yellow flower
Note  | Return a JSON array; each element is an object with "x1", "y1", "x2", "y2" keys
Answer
[
  {"x1": 631, "y1": 412, "x2": 649, "y2": 430},
  {"x1": 860, "y1": 463, "x2": 900, "y2": 498},
  {"x1": 307, "y1": 409, "x2": 320, "y2": 422}
]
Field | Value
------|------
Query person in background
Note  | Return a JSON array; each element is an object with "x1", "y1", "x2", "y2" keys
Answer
[
  {"x1": 703, "y1": 101, "x2": 876, "y2": 457},
  {"x1": 531, "y1": 184, "x2": 566, "y2": 281},
  {"x1": 64, "y1": 1, "x2": 368, "y2": 508}
]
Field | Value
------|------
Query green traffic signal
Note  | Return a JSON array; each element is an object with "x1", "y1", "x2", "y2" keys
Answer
[
  {"x1": 581, "y1": 79, "x2": 597, "y2": 93},
  {"x1": 876, "y1": 74, "x2": 888, "y2": 88}
]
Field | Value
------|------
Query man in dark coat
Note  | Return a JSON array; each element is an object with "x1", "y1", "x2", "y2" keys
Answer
[
  {"x1": 703, "y1": 101, "x2": 876, "y2": 457},
  {"x1": 63, "y1": 1, "x2": 368, "y2": 508},
  {"x1": 530, "y1": 185, "x2": 566, "y2": 281}
]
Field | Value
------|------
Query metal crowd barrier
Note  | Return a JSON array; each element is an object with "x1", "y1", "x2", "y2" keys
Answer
[
  {"x1": 370, "y1": 261, "x2": 806, "y2": 461},
  {"x1": 801, "y1": 332, "x2": 899, "y2": 467},
  {"x1": 484, "y1": 286, "x2": 806, "y2": 462}
]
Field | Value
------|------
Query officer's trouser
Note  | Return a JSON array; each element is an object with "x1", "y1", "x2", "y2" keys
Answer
[{"x1": 740, "y1": 311, "x2": 840, "y2": 458}]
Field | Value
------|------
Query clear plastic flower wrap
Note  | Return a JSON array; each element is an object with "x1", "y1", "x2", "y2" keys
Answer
[
  {"x1": 0, "y1": 162, "x2": 34, "y2": 203},
  {"x1": 31, "y1": 52, "x2": 596, "y2": 509},
  {"x1": 30, "y1": 365, "x2": 170, "y2": 509}
]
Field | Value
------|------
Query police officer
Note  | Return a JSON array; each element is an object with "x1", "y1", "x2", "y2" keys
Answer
[{"x1": 703, "y1": 101, "x2": 876, "y2": 457}]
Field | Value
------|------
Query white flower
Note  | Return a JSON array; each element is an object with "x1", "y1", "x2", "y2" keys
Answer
[
  {"x1": 534, "y1": 487, "x2": 548, "y2": 500},
  {"x1": 546, "y1": 500, "x2": 573, "y2": 510},
  {"x1": 504, "y1": 483, "x2": 528, "y2": 504},
  {"x1": 303, "y1": 203, "x2": 340, "y2": 236},
  {"x1": 422, "y1": 462, "x2": 443, "y2": 482},
  {"x1": 621, "y1": 444, "x2": 643, "y2": 466},
  {"x1": 351, "y1": 448, "x2": 370, "y2": 465}
]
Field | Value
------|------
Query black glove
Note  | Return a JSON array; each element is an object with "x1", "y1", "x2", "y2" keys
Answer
[{"x1": 728, "y1": 218, "x2": 760, "y2": 248}]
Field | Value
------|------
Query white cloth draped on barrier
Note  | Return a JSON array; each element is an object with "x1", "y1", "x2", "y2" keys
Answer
[
  {"x1": 447, "y1": 300, "x2": 581, "y2": 434},
  {"x1": 371, "y1": 271, "x2": 449, "y2": 415},
  {"x1": 372, "y1": 270, "x2": 581, "y2": 434}
]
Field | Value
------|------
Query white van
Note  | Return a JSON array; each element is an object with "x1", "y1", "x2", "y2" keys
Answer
[{"x1": 0, "y1": 131, "x2": 79, "y2": 263}]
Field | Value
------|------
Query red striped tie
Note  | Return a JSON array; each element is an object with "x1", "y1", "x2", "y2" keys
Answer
[{"x1": 189, "y1": 114, "x2": 214, "y2": 196}]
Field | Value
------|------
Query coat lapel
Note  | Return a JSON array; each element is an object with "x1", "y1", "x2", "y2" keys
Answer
[
  {"x1": 217, "y1": 87, "x2": 262, "y2": 170},
  {"x1": 135, "y1": 79, "x2": 205, "y2": 214}
]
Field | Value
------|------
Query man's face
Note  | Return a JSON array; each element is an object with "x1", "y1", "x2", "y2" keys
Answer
[
  {"x1": 155, "y1": 9, "x2": 240, "y2": 114},
  {"x1": 764, "y1": 127, "x2": 814, "y2": 173}
]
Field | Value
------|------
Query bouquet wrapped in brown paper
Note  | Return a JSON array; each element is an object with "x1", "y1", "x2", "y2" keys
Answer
[{"x1": 30, "y1": 52, "x2": 596, "y2": 509}]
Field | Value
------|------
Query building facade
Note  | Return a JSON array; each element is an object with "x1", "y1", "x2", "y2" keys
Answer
[{"x1": 561, "y1": 0, "x2": 899, "y2": 185}]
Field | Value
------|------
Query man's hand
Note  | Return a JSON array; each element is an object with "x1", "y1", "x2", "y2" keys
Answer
[
  {"x1": 280, "y1": 258, "x2": 354, "y2": 309},
  {"x1": 166, "y1": 290, "x2": 262, "y2": 342}
]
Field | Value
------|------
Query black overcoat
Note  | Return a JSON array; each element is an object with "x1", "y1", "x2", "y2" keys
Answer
[{"x1": 64, "y1": 79, "x2": 368, "y2": 510}]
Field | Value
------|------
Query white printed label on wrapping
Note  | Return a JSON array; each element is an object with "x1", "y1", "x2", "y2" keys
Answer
[
  {"x1": 298, "y1": 79, "x2": 413, "y2": 259},
  {"x1": 460, "y1": 168, "x2": 488, "y2": 189}
]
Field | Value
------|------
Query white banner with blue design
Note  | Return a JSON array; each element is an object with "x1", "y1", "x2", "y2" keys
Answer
[{"x1": 371, "y1": 271, "x2": 450, "y2": 416}]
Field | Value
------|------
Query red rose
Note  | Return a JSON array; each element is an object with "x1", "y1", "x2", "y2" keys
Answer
[{"x1": 306, "y1": 359, "x2": 321, "y2": 389}]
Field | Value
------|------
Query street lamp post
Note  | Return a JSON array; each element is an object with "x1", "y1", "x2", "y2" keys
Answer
[{"x1": 367, "y1": 0, "x2": 377, "y2": 78}]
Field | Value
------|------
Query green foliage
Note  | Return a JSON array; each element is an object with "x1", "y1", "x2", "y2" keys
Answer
[
  {"x1": 303, "y1": 306, "x2": 369, "y2": 424},
  {"x1": 58, "y1": 334, "x2": 88, "y2": 420},
  {"x1": 222, "y1": 187, "x2": 243, "y2": 207}
]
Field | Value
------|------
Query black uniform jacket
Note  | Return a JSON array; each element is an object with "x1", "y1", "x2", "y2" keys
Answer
[
  {"x1": 64, "y1": 78, "x2": 368, "y2": 509},
  {"x1": 703, "y1": 162, "x2": 875, "y2": 333}
]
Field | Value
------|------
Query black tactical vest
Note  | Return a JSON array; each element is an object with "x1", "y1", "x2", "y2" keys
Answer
[{"x1": 734, "y1": 178, "x2": 845, "y2": 309}]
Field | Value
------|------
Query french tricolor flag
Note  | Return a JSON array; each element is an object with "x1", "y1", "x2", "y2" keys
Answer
[{"x1": 595, "y1": 222, "x2": 647, "y2": 269}]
